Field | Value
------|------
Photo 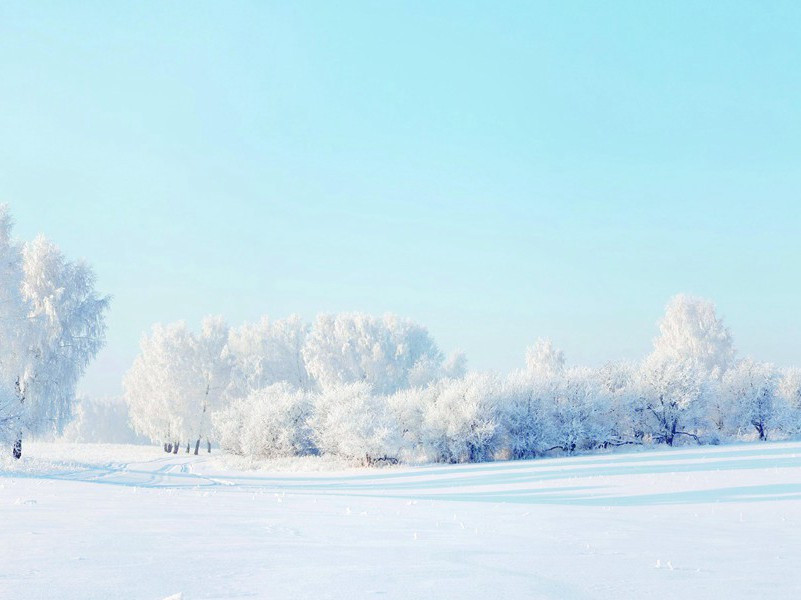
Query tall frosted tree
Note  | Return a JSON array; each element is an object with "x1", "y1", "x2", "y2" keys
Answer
[
  {"x1": 124, "y1": 317, "x2": 232, "y2": 453},
  {"x1": 0, "y1": 208, "x2": 108, "y2": 458},
  {"x1": 124, "y1": 322, "x2": 196, "y2": 451},
  {"x1": 651, "y1": 294, "x2": 735, "y2": 377},
  {"x1": 525, "y1": 338, "x2": 566, "y2": 379},
  {"x1": 190, "y1": 316, "x2": 232, "y2": 453}
]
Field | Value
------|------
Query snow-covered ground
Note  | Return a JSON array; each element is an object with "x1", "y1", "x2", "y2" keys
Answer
[{"x1": 2, "y1": 442, "x2": 801, "y2": 599}]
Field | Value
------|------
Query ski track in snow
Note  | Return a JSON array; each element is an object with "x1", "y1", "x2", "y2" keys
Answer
[{"x1": 2, "y1": 441, "x2": 801, "y2": 599}]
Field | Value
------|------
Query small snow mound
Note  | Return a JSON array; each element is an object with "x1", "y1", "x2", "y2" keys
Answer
[{"x1": 162, "y1": 594, "x2": 183, "y2": 600}]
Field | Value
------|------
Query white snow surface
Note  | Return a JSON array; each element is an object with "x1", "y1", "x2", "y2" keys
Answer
[{"x1": 2, "y1": 441, "x2": 801, "y2": 599}]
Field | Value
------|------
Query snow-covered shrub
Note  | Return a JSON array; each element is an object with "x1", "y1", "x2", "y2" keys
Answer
[
  {"x1": 309, "y1": 382, "x2": 404, "y2": 464},
  {"x1": 215, "y1": 383, "x2": 313, "y2": 458},
  {"x1": 421, "y1": 373, "x2": 503, "y2": 463},
  {"x1": 499, "y1": 372, "x2": 550, "y2": 459},
  {"x1": 226, "y1": 315, "x2": 312, "y2": 395}
]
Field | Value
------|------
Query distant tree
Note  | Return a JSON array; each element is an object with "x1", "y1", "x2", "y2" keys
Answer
[
  {"x1": 500, "y1": 373, "x2": 549, "y2": 459},
  {"x1": 635, "y1": 356, "x2": 709, "y2": 446},
  {"x1": 421, "y1": 373, "x2": 502, "y2": 463},
  {"x1": 777, "y1": 368, "x2": 801, "y2": 434},
  {"x1": 302, "y1": 313, "x2": 445, "y2": 394},
  {"x1": 651, "y1": 294, "x2": 735, "y2": 377},
  {"x1": 189, "y1": 316, "x2": 232, "y2": 454},
  {"x1": 124, "y1": 317, "x2": 232, "y2": 454},
  {"x1": 124, "y1": 322, "x2": 196, "y2": 452},
  {"x1": 722, "y1": 359, "x2": 779, "y2": 441},
  {"x1": 543, "y1": 367, "x2": 610, "y2": 455},
  {"x1": 309, "y1": 382, "x2": 403, "y2": 464},
  {"x1": 215, "y1": 382, "x2": 312, "y2": 458},
  {"x1": 525, "y1": 338, "x2": 565, "y2": 379},
  {"x1": 597, "y1": 361, "x2": 643, "y2": 445},
  {"x1": 226, "y1": 315, "x2": 311, "y2": 396}
]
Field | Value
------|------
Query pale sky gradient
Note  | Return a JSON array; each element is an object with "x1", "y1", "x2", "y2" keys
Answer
[{"x1": 1, "y1": 2, "x2": 800, "y2": 397}]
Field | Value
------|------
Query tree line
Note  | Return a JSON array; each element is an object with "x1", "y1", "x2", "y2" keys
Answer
[{"x1": 123, "y1": 296, "x2": 801, "y2": 465}]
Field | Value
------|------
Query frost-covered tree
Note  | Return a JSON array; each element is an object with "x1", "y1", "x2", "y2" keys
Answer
[
  {"x1": 0, "y1": 208, "x2": 28, "y2": 450},
  {"x1": 309, "y1": 382, "x2": 403, "y2": 464},
  {"x1": 226, "y1": 315, "x2": 311, "y2": 397},
  {"x1": 500, "y1": 373, "x2": 549, "y2": 459},
  {"x1": 302, "y1": 313, "x2": 445, "y2": 394},
  {"x1": 525, "y1": 338, "x2": 565, "y2": 379},
  {"x1": 597, "y1": 361, "x2": 642, "y2": 445},
  {"x1": 422, "y1": 373, "x2": 502, "y2": 463},
  {"x1": 543, "y1": 367, "x2": 611, "y2": 454},
  {"x1": 189, "y1": 316, "x2": 232, "y2": 453},
  {"x1": 0, "y1": 225, "x2": 108, "y2": 458},
  {"x1": 777, "y1": 368, "x2": 801, "y2": 434},
  {"x1": 124, "y1": 318, "x2": 232, "y2": 453},
  {"x1": 635, "y1": 356, "x2": 709, "y2": 446},
  {"x1": 215, "y1": 383, "x2": 312, "y2": 458},
  {"x1": 651, "y1": 294, "x2": 735, "y2": 377},
  {"x1": 124, "y1": 322, "x2": 196, "y2": 452},
  {"x1": 722, "y1": 359, "x2": 779, "y2": 441}
]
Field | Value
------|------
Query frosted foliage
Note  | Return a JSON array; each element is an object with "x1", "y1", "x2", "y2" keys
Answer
[
  {"x1": 309, "y1": 382, "x2": 403, "y2": 463},
  {"x1": 0, "y1": 208, "x2": 26, "y2": 440},
  {"x1": 651, "y1": 294, "x2": 734, "y2": 376},
  {"x1": 19, "y1": 236, "x2": 109, "y2": 435},
  {"x1": 500, "y1": 375, "x2": 549, "y2": 459},
  {"x1": 0, "y1": 209, "x2": 108, "y2": 449},
  {"x1": 192, "y1": 316, "x2": 233, "y2": 441},
  {"x1": 386, "y1": 386, "x2": 435, "y2": 457},
  {"x1": 124, "y1": 323, "x2": 196, "y2": 443},
  {"x1": 635, "y1": 355, "x2": 709, "y2": 445},
  {"x1": 215, "y1": 383, "x2": 312, "y2": 458},
  {"x1": 778, "y1": 368, "x2": 801, "y2": 410},
  {"x1": 227, "y1": 315, "x2": 311, "y2": 396},
  {"x1": 124, "y1": 318, "x2": 232, "y2": 445},
  {"x1": 302, "y1": 313, "x2": 444, "y2": 394},
  {"x1": 544, "y1": 367, "x2": 610, "y2": 454},
  {"x1": 120, "y1": 292, "x2": 801, "y2": 464},
  {"x1": 597, "y1": 362, "x2": 642, "y2": 444},
  {"x1": 722, "y1": 359, "x2": 779, "y2": 440},
  {"x1": 525, "y1": 339, "x2": 565, "y2": 379},
  {"x1": 422, "y1": 373, "x2": 502, "y2": 463}
]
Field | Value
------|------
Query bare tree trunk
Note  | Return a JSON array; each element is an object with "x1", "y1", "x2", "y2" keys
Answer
[
  {"x1": 163, "y1": 443, "x2": 169, "y2": 453},
  {"x1": 194, "y1": 439, "x2": 200, "y2": 455},
  {"x1": 207, "y1": 440, "x2": 211, "y2": 453},
  {"x1": 166, "y1": 442, "x2": 173, "y2": 453},
  {"x1": 172, "y1": 442, "x2": 179, "y2": 454},
  {"x1": 186, "y1": 442, "x2": 190, "y2": 453},
  {"x1": 12, "y1": 438, "x2": 21, "y2": 459}
]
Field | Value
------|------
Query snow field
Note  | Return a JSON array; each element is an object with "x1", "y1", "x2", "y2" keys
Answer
[{"x1": 2, "y1": 441, "x2": 800, "y2": 599}]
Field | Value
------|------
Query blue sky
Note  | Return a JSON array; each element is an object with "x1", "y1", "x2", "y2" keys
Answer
[{"x1": 1, "y1": 1, "x2": 800, "y2": 397}]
